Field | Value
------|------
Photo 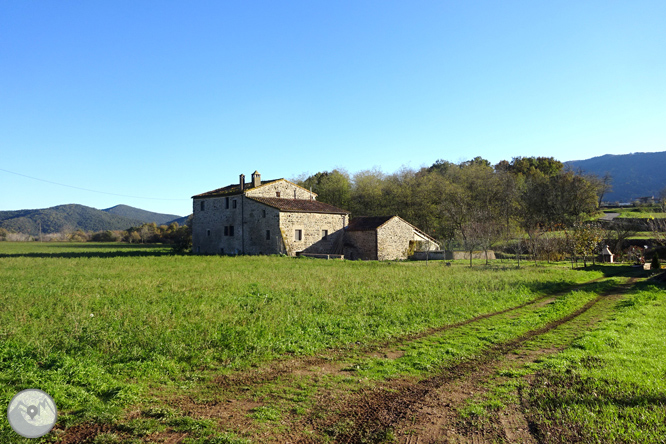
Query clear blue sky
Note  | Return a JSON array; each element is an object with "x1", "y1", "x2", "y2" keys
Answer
[{"x1": 2, "y1": 1, "x2": 665, "y2": 216}]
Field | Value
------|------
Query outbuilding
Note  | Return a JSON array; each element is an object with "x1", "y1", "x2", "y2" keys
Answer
[{"x1": 343, "y1": 215, "x2": 439, "y2": 260}]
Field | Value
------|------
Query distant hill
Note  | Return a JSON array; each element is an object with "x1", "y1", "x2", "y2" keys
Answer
[
  {"x1": 566, "y1": 151, "x2": 666, "y2": 203},
  {"x1": 103, "y1": 204, "x2": 181, "y2": 225},
  {"x1": 167, "y1": 215, "x2": 192, "y2": 226},
  {"x1": 0, "y1": 204, "x2": 184, "y2": 235}
]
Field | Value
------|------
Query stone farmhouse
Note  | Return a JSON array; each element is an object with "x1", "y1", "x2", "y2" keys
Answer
[
  {"x1": 192, "y1": 171, "x2": 349, "y2": 256},
  {"x1": 192, "y1": 171, "x2": 438, "y2": 260}
]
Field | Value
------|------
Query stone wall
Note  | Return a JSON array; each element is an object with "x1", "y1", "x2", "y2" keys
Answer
[
  {"x1": 242, "y1": 198, "x2": 282, "y2": 255},
  {"x1": 447, "y1": 250, "x2": 496, "y2": 260},
  {"x1": 192, "y1": 195, "x2": 281, "y2": 255},
  {"x1": 192, "y1": 195, "x2": 241, "y2": 254},
  {"x1": 246, "y1": 180, "x2": 315, "y2": 200},
  {"x1": 343, "y1": 230, "x2": 376, "y2": 260},
  {"x1": 279, "y1": 212, "x2": 347, "y2": 256},
  {"x1": 376, "y1": 216, "x2": 415, "y2": 260}
]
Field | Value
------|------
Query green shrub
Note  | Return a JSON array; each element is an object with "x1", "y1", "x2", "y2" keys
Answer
[{"x1": 651, "y1": 252, "x2": 661, "y2": 271}]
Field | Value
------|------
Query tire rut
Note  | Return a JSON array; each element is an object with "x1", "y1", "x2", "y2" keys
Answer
[
  {"x1": 212, "y1": 277, "x2": 607, "y2": 390},
  {"x1": 312, "y1": 278, "x2": 636, "y2": 444}
]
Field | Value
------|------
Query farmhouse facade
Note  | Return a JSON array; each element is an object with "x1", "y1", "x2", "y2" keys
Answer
[
  {"x1": 192, "y1": 171, "x2": 348, "y2": 256},
  {"x1": 343, "y1": 216, "x2": 439, "y2": 260},
  {"x1": 192, "y1": 171, "x2": 439, "y2": 260}
]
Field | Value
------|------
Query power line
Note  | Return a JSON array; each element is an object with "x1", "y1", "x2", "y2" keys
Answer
[{"x1": 0, "y1": 167, "x2": 190, "y2": 201}]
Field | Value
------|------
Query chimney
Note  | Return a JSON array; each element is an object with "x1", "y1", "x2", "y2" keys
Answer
[
  {"x1": 252, "y1": 170, "x2": 261, "y2": 188},
  {"x1": 239, "y1": 174, "x2": 245, "y2": 191}
]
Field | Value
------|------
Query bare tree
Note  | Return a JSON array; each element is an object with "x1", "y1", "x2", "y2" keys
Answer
[
  {"x1": 590, "y1": 172, "x2": 613, "y2": 207},
  {"x1": 463, "y1": 212, "x2": 501, "y2": 266},
  {"x1": 524, "y1": 225, "x2": 544, "y2": 266},
  {"x1": 659, "y1": 186, "x2": 666, "y2": 213},
  {"x1": 602, "y1": 220, "x2": 637, "y2": 262},
  {"x1": 647, "y1": 217, "x2": 666, "y2": 246}
]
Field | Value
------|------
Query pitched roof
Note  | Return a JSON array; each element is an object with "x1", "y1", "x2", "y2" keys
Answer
[
  {"x1": 248, "y1": 197, "x2": 349, "y2": 214},
  {"x1": 347, "y1": 215, "x2": 439, "y2": 244},
  {"x1": 346, "y1": 216, "x2": 394, "y2": 231},
  {"x1": 192, "y1": 179, "x2": 281, "y2": 198}
]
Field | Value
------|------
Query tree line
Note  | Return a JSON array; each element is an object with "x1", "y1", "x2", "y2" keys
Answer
[
  {"x1": 0, "y1": 219, "x2": 192, "y2": 253},
  {"x1": 296, "y1": 156, "x2": 611, "y2": 264}
]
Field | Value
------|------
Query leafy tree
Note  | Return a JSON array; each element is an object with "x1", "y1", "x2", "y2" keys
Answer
[
  {"x1": 296, "y1": 169, "x2": 352, "y2": 210},
  {"x1": 350, "y1": 168, "x2": 386, "y2": 216},
  {"x1": 498, "y1": 156, "x2": 563, "y2": 177},
  {"x1": 439, "y1": 163, "x2": 501, "y2": 266},
  {"x1": 171, "y1": 224, "x2": 192, "y2": 254},
  {"x1": 427, "y1": 159, "x2": 455, "y2": 175},
  {"x1": 566, "y1": 223, "x2": 604, "y2": 268},
  {"x1": 519, "y1": 170, "x2": 598, "y2": 231},
  {"x1": 91, "y1": 230, "x2": 121, "y2": 242},
  {"x1": 68, "y1": 229, "x2": 90, "y2": 242},
  {"x1": 460, "y1": 156, "x2": 491, "y2": 168}
]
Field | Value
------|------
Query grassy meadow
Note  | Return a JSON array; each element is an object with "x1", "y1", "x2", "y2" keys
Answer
[
  {"x1": 0, "y1": 242, "x2": 663, "y2": 442},
  {"x1": 527, "y1": 281, "x2": 666, "y2": 443}
]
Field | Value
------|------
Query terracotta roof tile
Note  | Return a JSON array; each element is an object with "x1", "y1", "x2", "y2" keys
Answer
[{"x1": 248, "y1": 197, "x2": 349, "y2": 214}]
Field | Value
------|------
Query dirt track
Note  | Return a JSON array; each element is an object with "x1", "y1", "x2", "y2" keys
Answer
[{"x1": 308, "y1": 279, "x2": 635, "y2": 444}]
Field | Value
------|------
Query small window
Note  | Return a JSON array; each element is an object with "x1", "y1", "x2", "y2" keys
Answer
[
  {"x1": 207, "y1": 229, "x2": 211, "y2": 237},
  {"x1": 196, "y1": 246, "x2": 200, "y2": 253},
  {"x1": 266, "y1": 230, "x2": 271, "y2": 240},
  {"x1": 262, "y1": 209, "x2": 266, "y2": 218},
  {"x1": 294, "y1": 190, "x2": 297, "y2": 199},
  {"x1": 224, "y1": 226, "x2": 229, "y2": 236},
  {"x1": 232, "y1": 199, "x2": 237, "y2": 209},
  {"x1": 322, "y1": 230, "x2": 328, "y2": 240},
  {"x1": 229, "y1": 225, "x2": 235, "y2": 236},
  {"x1": 225, "y1": 197, "x2": 230, "y2": 209},
  {"x1": 276, "y1": 191, "x2": 281, "y2": 198},
  {"x1": 200, "y1": 200, "x2": 205, "y2": 211},
  {"x1": 295, "y1": 229, "x2": 302, "y2": 241}
]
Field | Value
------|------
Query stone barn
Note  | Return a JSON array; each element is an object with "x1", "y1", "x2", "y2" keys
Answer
[
  {"x1": 343, "y1": 216, "x2": 439, "y2": 261},
  {"x1": 192, "y1": 171, "x2": 349, "y2": 256}
]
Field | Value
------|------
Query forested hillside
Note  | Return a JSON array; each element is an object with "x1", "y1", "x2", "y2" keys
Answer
[
  {"x1": 566, "y1": 151, "x2": 666, "y2": 202},
  {"x1": 0, "y1": 204, "x2": 171, "y2": 236},
  {"x1": 103, "y1": 204, "x2": 181, "y2": 225}
]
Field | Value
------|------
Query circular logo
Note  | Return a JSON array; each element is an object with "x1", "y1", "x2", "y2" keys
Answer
[{"x1": 7, "y1": 389, "x2": 58, "y2": 438}]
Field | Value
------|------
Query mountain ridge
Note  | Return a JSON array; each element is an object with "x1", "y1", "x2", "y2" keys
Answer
[
  {"x1": 102, "y1": 204, "x2": 181, "y2": 225},
  {"x1": 565, "y1": 150, "x2": 666, "y2": 203},
  {"x1": 0, "y1": 204, "x2": 184, "y2": 235}
]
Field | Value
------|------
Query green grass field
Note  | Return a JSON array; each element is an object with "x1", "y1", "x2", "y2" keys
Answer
[
  {"x1": 527, "y1": 281, "x2": 666, "y2": 443},
  {"x1": 603, "y1": 208, "x2": 666, "y2": 219},
  {"x1": 0, "y1": 242, "x2": 663, "y2": 443}
]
